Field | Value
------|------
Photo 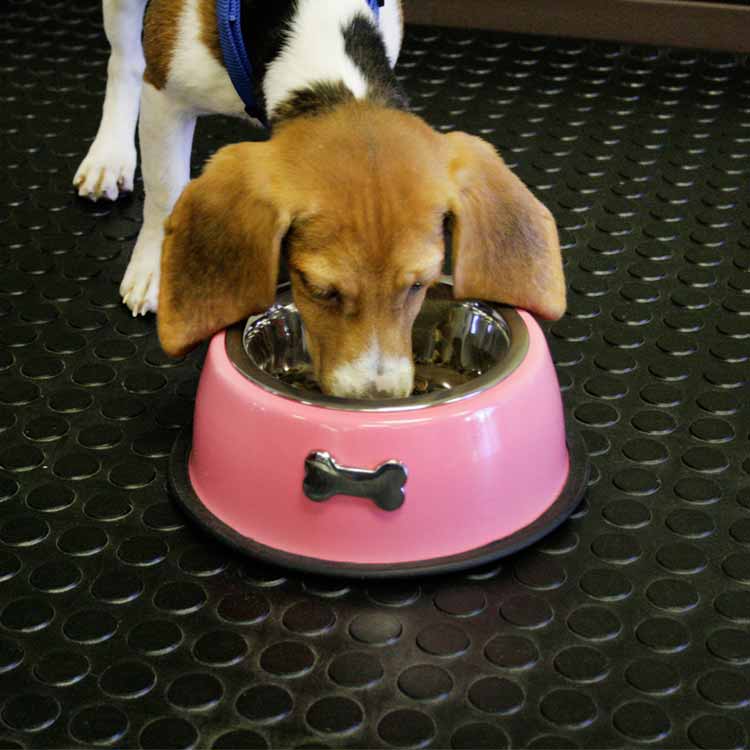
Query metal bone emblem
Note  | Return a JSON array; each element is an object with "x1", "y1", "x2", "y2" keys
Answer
[{"x1": 303, "y1": 452, "x2": 407, "y2": 512}]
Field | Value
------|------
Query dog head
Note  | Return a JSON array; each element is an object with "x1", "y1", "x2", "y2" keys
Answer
[{"x1": 158, "y1": 104, "x2": 565, "y2": 398}]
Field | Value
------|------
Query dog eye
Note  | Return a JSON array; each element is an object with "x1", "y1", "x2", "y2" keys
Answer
[
  {"x1": 311, "y1": 287, "x2": 341, "y2": 303},
  {"x1": 296, "y1": 270, "x2": 340, "y2": 304},
  {"x1": 409, "y1": 283, "x2": 424, "y2": 294}
]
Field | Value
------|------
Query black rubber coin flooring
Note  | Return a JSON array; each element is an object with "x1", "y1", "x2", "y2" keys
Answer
[{"x1": 1, "y1": 0, "x2": 749, "y2": 748}]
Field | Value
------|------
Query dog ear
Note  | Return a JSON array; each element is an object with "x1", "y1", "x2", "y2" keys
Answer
[
  {"x1": 444, "y1": 131, "x2": 566, "y2": 320},
  {"x1": 158, "y1": 142, "x2": 293, "y2": 357}
]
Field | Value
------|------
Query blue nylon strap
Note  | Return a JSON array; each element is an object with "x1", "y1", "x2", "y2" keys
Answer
[
  {"x1": 217, "y1": 0, "x2": 382, "y2": 125},
  {"x1": 216, "y1": 0, "x2": 265, "y2": 124}
]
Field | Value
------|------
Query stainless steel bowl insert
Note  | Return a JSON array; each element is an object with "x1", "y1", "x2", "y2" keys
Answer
[{"x1": 225, "y1": 281, "x2": 529, "y2": 412}]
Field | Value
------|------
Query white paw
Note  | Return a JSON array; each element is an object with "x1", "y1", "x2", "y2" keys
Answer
[
  {"x1": 120, "y1": 239, "x2": 161, "y2": 317},
  {"x1": 73, "y1": 136, "x2": 136, "y2": 201}
]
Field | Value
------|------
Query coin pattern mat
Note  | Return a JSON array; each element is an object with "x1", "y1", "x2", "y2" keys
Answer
[{"x1": 1, "y1": 1, "x2": 750, "y2": 748}]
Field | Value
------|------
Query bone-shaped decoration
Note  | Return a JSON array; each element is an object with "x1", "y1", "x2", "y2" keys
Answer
[{"x1": 303, "y1": 452, "x2": 407, "y2": 512}]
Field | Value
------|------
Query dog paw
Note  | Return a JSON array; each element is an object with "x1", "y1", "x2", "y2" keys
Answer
[
  {"x1": 73, "y1": 136, "x2": 136, "y2": 201},
  {"x1": 120, "y1": 241, "x2": 161, "y2": 317}
]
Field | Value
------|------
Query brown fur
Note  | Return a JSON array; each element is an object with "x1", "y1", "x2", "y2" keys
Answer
[
  {"x1": 158, "y1": 102, "x2": 565, "y2": 394},
  {"x1": 159, "y1": 142, "x2": 292, "y2": 355},
  {"x1": 143, "y1": 0, "x2": 221, "y2": 90},
  {"x1": 446, "y1": 131, "x2": 566, "y2": 320},
  {"x1": 142, "y1": 0, "x2": 182, "y2": 89}
]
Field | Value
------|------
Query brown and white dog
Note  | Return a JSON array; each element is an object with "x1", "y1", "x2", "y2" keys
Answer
[{"x1": 74, "y1": 0, "x2": 566, "y2": 398}]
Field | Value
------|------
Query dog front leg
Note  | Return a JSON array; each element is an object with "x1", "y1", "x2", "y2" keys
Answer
[
  {"x1": 120, "y1": 83, "x2": 197, "y2": 316},
  {"x1": 74, "y1": 0, "x2": 147, "y2": 201}
]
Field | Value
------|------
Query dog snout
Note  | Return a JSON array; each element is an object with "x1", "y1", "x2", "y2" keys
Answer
[
  {"x1": 329, "y1": 371, "x2": 415, "y2": 399},
  {"x1": 326, "y1": 347, "x2": 414, "y2": 399}
]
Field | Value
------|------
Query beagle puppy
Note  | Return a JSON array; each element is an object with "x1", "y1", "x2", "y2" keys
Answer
[{"x1": 74, "y1": 0, "x2": 566, "y2": 398}]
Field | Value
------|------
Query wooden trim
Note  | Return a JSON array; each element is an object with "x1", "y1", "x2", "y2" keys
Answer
[{"x1": 404, "y1": 0, "x2": 750, "y2": 53}]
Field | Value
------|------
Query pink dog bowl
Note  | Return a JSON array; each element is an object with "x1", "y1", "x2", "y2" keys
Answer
[{"x1": 169, "y1": 282, "x2": 588, "y2": 577}]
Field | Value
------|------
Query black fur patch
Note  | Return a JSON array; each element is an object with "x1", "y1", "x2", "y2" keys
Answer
[
  {"x1": 239, "y1": 0, "x2": 298, "y2": 121},
  {"x1": 273, "y1": 82, "x2": 356, "y2": 123},
  {"x1": 343, "y1": 14, "x2": 409, "y2": 110}
]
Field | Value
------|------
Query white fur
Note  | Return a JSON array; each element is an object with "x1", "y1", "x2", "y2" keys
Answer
[
  {"x1": 120, "y1": 83, "x2": 197, "y2": 315},
  {"x1": 264, "y1": 0, "x2": 376, "y2": 117},
  {"x1": 380, "y1": 0, "x2": 404, "y2": 67},
  {"x1": 73, "y1": 0, "x2": 147, "y2": 200},
  {"x1": 330, "y1": 338, "x2": 414, "y2": 398},
  {"x1": 167, "y1": 0, "x2": 258, "y2": 120}
]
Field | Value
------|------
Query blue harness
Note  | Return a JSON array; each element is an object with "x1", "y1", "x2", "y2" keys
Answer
[{"x1": 217, "y1": 0, "x2": 383, "y2": 125}]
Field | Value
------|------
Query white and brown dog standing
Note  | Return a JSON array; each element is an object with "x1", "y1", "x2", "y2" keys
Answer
[{"x1": 74, "y1": 0, "x2": 566, "y2": 398}]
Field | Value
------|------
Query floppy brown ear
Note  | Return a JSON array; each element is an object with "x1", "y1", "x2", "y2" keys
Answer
[
  {"x1": 445, "y1": 131, "x2": 566, "y2": 320},
  {"x1": 158, "y1": 142, "x2": 293, "y2": 357}
]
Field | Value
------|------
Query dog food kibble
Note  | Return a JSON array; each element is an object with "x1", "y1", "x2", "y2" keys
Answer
[{"x1": 278, "y1": 369, "x2": 322, "y2": 393}]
